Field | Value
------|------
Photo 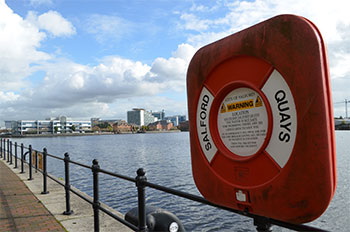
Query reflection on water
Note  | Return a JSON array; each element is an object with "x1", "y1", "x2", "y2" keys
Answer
[{"x1": 12, "y1": 131, "x2": 349, "y2": 231}]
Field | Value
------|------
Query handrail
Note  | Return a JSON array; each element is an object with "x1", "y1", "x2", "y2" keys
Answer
[{"x1": 1, "y1": 138, "x2": 329, "y2": 232}]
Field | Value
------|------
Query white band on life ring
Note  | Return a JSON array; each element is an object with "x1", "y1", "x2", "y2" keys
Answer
[
  {"x1": 196, "y1": 87, "x2": 217, "y2": 163},
  {"x1": 262, "y1": 69, "x2": 297, "y2": 168}
]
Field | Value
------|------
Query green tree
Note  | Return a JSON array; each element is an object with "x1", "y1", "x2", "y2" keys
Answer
[
  {"x1": 107, "y1": 125, "x2": 113, "y2": 132},
  {"x1": 71, "y1": 125, "x2": 76, "y2": 131}
]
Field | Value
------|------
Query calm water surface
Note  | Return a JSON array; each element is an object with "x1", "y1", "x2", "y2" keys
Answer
[{"x1": 12, "y1": 131, "x2": 350, "y2": 231}]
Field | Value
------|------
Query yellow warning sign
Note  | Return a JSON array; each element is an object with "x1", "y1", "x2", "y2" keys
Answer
[
  {"x1": 226, "y1": 99, "x2": 254, "y2": 112},
  {"x1": 38, "y1": 153, "x2": 43, "y2": 170},
  {"x1": 255, "y1": 96, "x2": 263, "y2": 107},
  {"x1": 32, "y1": 151, "x2": 43, "y2": 170},
  {"x1": 220, "y1": 104, "x2": 226, "y2": 113}
]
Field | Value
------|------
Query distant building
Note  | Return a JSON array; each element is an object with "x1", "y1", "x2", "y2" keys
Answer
[
  {"x1": 91, "y1": 118, "x2": 101, "y2": 126},
  {"x1": 91, "y1": 118, "x2": 122, "y2": 127},
  {"x1": 5, "y1": 120, "x2": 17, "y2": 133},
  {"x1": 8, "y1": 116, "x2": 91, "y2": 135},
  {"x1": 127, "y1": 108, "x2": 156, "y2": 126},
  {"x1": 335, "y1": 118, "x2": 350, "y2": 130},
  {"x1": 5, "y1": 121, "x2": 14, "y2": 129},
  {"x1": 148, "y1": 120, "x2": 173, "y2": 131},
  {"x1": 164, "y1": 115, "x2": 186, "y2": 127},
  {"x1": 178, "y1": 120, "x2": 189, "y2": 131},
  {"x1": 151, "y1": 110, "x2": 165, "y2": 121},
  {"x1": 113, "y1": 120, "x2": 132, "y2": 133}
]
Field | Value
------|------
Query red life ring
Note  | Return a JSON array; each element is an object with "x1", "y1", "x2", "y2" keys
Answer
[{"x1": 187, "y1": 15, "x2": 336, "y2": 223}]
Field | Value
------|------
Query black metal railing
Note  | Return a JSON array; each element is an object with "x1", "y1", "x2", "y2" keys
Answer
[{"x1": 0, "y1": 138, "x2": 328, "y2": 232}]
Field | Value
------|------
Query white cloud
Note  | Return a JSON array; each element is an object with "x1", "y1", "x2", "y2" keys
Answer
[
  {"x1": 0, "y1": 0, "x2": 50, "y2": 91},
  {"x1": 180, "y1": 0, "x2": 350, "y2": 47},
  {"x1": 180, "y1": 13, "x2": 211, "y2": 31},
  {"x1": 0, "y1": 41, "x2": 196, "y2": 120},
  {"x1": 330, "y1": 52, "x2": 350, "y2": 79},
  {"x1": 85, "y1": 14, "x2": 133, "y2": 43},
  {"x1": 0, "y1": 91, "x2": 20, "y2": 102},
  {"x1": 172, "y1": 43, "x2": 197, "y2": 60},
  {"x1": 178, "y1": 0, "x2": 350, "y2": 117},
  {"x1": 30, "y1": 0, "x2": 53, "y2": 7},
  {"x1": 2, "y1": 0, "x2": 350, "y2": 119},
  {"x1": 70, "y1": 72, "x2": 85, "y2": 89},
  {"x1": 190, "y1": 2, "x2": 219, "y2": 13},
  {"x1": 26, "y1": 10, "x2": 76, "y2": 37}
]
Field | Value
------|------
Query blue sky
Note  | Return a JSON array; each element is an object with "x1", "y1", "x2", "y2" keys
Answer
[{"x1": 1, "y1": 0, "x2": 350, "y2": 122}]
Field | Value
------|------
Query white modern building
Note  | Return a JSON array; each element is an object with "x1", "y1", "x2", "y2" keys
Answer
[
  {"x1": 127, "y1": 108, "x2": 157, "y2": 126},
  {"x1": 8, "y1": 116, "x2": 91, "y2": 135}
]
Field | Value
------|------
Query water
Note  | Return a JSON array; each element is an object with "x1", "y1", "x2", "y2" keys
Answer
[{"x1": 11, "y1": 131, "x2": 350, "y2": 231}]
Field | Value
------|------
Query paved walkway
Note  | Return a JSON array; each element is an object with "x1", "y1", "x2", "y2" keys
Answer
[{"x1": 0, "y1": 160, "x2": 66, "y2": 232}]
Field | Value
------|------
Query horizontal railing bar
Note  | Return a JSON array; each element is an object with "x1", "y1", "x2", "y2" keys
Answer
[
  {"x1": 98, "y1": 204, "x2": 138, "y2": 231},
  {"x1": 68, "y1": 159, "x2": 92, "y2": 169},
  {"x1": 98, "y1": 168, "x2": 135, "y2": 183},
  {"x1": 269, "y1": 218, "x2": 328, "y2": 232},
  {"x1": 70, "y1": 188, "x2": 93, "y2": 205},
  {"x1": 10, "y1": 142, "x2": 26, "y2": 149},
  {"x1": 46, "y1": 153, "x2": 64, "y2": 161}
]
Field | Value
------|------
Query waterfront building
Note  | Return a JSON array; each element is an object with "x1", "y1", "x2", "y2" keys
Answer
[
  {"x1": 112, "y1": 121, "x2": 132, "y2": 133},
  {"x1": 148, "y1": 120, "x2": 173, "y2": 131},
  {"x1": 164, "y1": 115, "x2": 186, "y2": 127},
  {"x1": 178, "y1": 120, "x2": 189, "y2": 131},
  {"x1": 151, "y1": 110, "x2": 165, "y2": 121},
  {"x1": 9, "y1": 116, "x2": 91, "y2": 135},
  {"x1": 91, "y1": 118, "x2": 123, "y2": 127},
  {"x1": 91, "y1": 118, "x2": 101, "y2": 126},
  {"x1": 5, "y1": 120, "x2": 17, "y2": 133},
  {"x1": 127, "y1": 108, "x2": 156, "y2": 126}
]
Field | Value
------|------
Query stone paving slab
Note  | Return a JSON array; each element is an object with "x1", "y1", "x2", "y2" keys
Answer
[{"x1": 0, "y1": 160, "x2": 65, "y2": 232}]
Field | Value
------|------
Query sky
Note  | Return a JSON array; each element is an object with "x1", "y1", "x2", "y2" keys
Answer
[{"x1": 0, "y1": 0, "x2": 350, "y2": 123}]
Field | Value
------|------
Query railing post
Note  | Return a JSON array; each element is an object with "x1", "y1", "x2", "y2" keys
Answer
[
  {"x1": 35, "y1": 150, "x2": 38, "y2": 172},
  {"x1": 136, "y1": 168, "x2": 148, "y2": 232},
  {"x1": 7, "y1": 139, "x2": 10, "y2": 162},
  {"x1": 4, "y1": 139, "x2": 6, "y2": 160},
  {"x1": 63, "y1": 153, "x2": 73, "y2": 215},
  {"x1": 254, "y1": 216, "x2": 272, "y2": 232},
  {"x1": 41, "y1": 148, "x2": 49, "y2": 194},
  {"x1": 14, "y1": 142, "x2": 18, "y2": 168},
  {"x1": 20, "y1": 143, "x2": 25, "y2": 174},
  {"x1": 9, "y1": 141, "x2": 13, "y2": 165},
  {"x1": 28, "y1": 145, "x2": 33, "y2": 180},
  {"x1": 0, "y1": 138, "x2": 2, "y2": 158},
  {"x1": 3, "y1": 139, "x2": 6, "y2": 160},
  {"x1": 92, "y1": 159, "x2": 100, "y2": 232}
]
